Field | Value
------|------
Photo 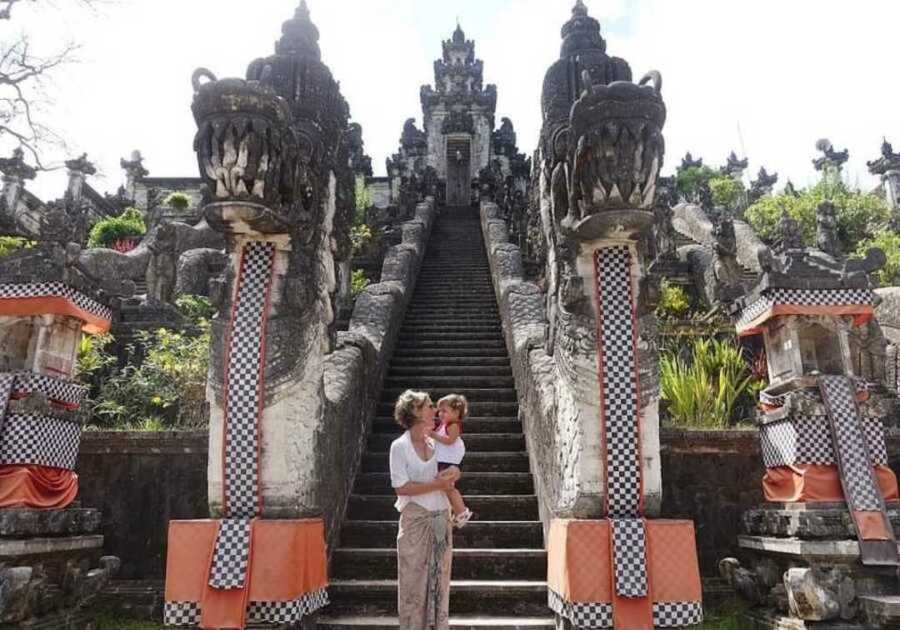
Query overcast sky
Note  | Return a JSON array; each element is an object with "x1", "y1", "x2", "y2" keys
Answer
[{"x1": 11, "y1": 0, "x2": 900, "y2": 201}]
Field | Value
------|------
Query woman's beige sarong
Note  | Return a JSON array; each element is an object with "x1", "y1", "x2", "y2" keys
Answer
[{"x1": 397, "y1": 503, "x2": 453, "y2": 629}]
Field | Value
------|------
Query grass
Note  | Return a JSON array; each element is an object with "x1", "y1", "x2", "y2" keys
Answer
[{"x1": 96, "y1": 614, "x2": 165, "y2": 630}]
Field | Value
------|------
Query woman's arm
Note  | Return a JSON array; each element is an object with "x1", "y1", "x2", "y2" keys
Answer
[
  {"x1": 395, "y1": 478, "x2": 453, "y2": 496},
  {"x1": 430, "y1": 424, "x2": 460, "y2": 445}
]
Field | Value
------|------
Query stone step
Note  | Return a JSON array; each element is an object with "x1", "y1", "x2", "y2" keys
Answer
[
  {"x1": 399, "y1": 326, "x2": 501, "y2": 334},
  {"x1": 387, "y1": 366, "x2": 512, "y2": 377},
  {"x1": 389, "y1": 356, "x2": 510, "y2": 367},
  {"x1": 380, "y1": 388, "x2": 517, "y2": 403},
  {"x1": 368, "y1": 433, "x2": 525, "y2": 452},
  {"x1": 399, "y1": 322, "x2": 501, "y2": 329},
  {"x1": 406, "y1": 307, "x2": 499, "y2": 314},
  {"x1": 372, "y1": 417, "x2": 521, "y2": 434},
  {"x1": 331, "y1": 548, "x2": 547, "y2": 581},
  {"x1": 326, "y1": 580, "x2": 548, "y2": 617},
  {"x1": 346, "y1": 495, "x2": 539, "y2": 522},
  {"x1": 317, "y1": 616, "x2": 555, "y2": 629},
  {"x1": 859, "y1": 595, "x2": 900, "y2": 627},
  {"x1": 355, "y1": 472, "x2": 534, "y2": 496},
  {"x1": 363, "y1": 451, "x2": 529, "y2": 473},
  {"x1": 377, "y1": 401, "x2": 518, "y2": 417},
  {"x1": 397, "y1": 332, "x2": 504, "y2": 343},
  {"x1": 394, "y1": 340, "x2": 506, "y2": 350},
  {"x1": 384, "y1": 375, "x2": 514, "y2": 389}
]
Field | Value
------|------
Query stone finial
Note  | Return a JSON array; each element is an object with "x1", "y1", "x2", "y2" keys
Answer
[
  {"x1": 813, "y1": 138, "x2": 849, "y2": 175},
  {"x1": 680, "y1": 152, "x2": 703, "y2": 172},
  {"x1": 749, "y1": 167, "x2": 779, "y2": 202},
  {"x1": 0, "y1": 147, "x2": 37, "y2": 182},
  {"x1": 64, "y1": 153, "x2": 96, "y2": 177},
  {"x1": 560, "y1": 0, "x2": 605, "y2": 57},
  {"x1": 868, "y1": 138, "x2": 900, "y2": 214},
  {"x1": 276, "y1": 0, "x2": 321, "y2": 59},
  {"x1": 120, "y1": 150, "x2": 148, "y2": 180},
  {"x1": 452, "y1": 22, "x2": 466, "y2": 45},
  {"x1": 721, "y1": 151, "x2": 749, "y2": 179}
]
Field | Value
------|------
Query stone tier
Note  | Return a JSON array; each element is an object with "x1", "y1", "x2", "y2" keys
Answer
[
  {"x1": 0, "y1": 507, "x2": 101, "y2": 538},
  {"x1": 743, "y1": 502, "x2": 900, "y2": 541}
]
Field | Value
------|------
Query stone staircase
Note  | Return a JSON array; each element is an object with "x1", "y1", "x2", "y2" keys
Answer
[{"x1": 321, "y1": 206, "x2": 552, "y2": 628}]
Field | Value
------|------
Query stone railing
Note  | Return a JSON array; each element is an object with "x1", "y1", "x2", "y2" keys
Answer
[
  {"x1": 310, "y1": 198, "x2": 437, "y2": 546},
  {"x1": 671, "y1": 202, "x2": 766, "y2": 273},
  {"x1": 480, "y1": 201, "x2": 575, "y2": 531}
]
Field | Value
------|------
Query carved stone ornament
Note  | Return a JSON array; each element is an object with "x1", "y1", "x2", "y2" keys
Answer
[{"x1": 562, "y1": 71, "x2": 666, "y2": 237}]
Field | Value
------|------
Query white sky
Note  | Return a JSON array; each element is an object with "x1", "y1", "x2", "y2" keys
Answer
[{"x1": 11, "y1": 0, "x2": 900, "y2": 201}]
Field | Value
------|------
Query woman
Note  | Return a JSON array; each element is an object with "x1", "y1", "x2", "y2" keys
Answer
[{"x1": 390, "y1": 390, "x2": 460, "y2": 629}]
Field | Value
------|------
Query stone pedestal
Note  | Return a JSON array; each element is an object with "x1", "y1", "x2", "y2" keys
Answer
[
  {"x1": 0, "y1": 507, "x2": 119, "y2": 628},
  {"x1": 731, "y1": 502, "x2": 900, "y2": 629}
]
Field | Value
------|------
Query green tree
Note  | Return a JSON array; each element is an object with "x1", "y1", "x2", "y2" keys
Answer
[
  {"x1": 676, "y1": 165, "x2": 717, "y2": 200},
  {"x1": 745, "y1": 181, "x2": 889, "y2": 251},
  {"x1": 708, "y1": 175, "x2": 745, "y2": 210}
]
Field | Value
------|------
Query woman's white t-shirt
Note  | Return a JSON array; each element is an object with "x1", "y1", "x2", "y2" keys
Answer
[{"x1": 389, "y1": 431, "x2": 450, "y2": 513}]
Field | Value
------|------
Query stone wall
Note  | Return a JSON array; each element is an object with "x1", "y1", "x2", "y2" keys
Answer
[{"x1": 76, "y1": 427, "x2": 900, "y2": 579}]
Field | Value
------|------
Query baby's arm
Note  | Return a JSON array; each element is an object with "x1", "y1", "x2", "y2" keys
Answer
[{"x1": 430, "y1": 423, "x2": 461, "y2": 445}]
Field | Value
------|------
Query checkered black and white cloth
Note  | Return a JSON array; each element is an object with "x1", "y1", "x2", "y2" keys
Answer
[
  {"x1": 164, "y1": 589, "x2": 330, "y2": 628},
  {"x1": 760, "y1": 379, "x2": 871, "y2": 409},
  {"x1": 221, "y1": 241, "x2": 275, "y2": 518},
  {"x1": 0, "y1": 413, "x2": 81, "y2": 469},
  {"x1": 247, "y1": 588, "x2": 330, "y2": 624},
  {"x1": 594, "y1": 247, "x2": 641, "y2": 518},
  {"x1": 611, "y1": 518, "x2": 649, "y2": 598},
  {"x1": 548, "y1": 589, "x2": 613, "y2": 628},
  {"x1": 820, "y1": 375, "x2": 884, "y2": 511},
  {"x1": 2, "y1": 371, "x2": 89, "y2": 408},
  {"x1": 737, "y1": 288, "x2": 874, "y2": 330},
  {"x1": 760, "y1": 415, "x2": 888, "y2": 469},
  {"x1": 0, "y1": 282, "x2": 112, "y2": 323},
  {"x1": 208, "y1": 518, "x2": 253, "y2": 589},
  {"x1": 163, "y1": 601, "x2": 200, "y2": 626},
  {"x1": 594, "y1": 247, "x2": 649, "y2": 599},
  {"x1": 653, "y1": 601, "x2": 704, "y2": 627}
]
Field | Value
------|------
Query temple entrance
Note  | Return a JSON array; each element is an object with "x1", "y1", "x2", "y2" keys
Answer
[{"x1": 446, "y1": 138, "x2": 471, "y2": 206}]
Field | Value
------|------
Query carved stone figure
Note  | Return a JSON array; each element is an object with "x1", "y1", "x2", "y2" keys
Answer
[
  {"x1": 772, "y1": 210, "x2": 804, "y2": 254},
  {"x1": 711, "y1": 213, "x2": 744, "y2": 304},
  {"x1": 144, "y1": 222, "x2": 178, "y2": 305},
  {"x1": 867, "y1": 138, "x2": 900, "y2": 226},
  {"x1": 720, "y1": 151, "x2": 748, "y2": 180},
  {"x1": 816, "y1": 200, "x2": 841, "y2": 258}
]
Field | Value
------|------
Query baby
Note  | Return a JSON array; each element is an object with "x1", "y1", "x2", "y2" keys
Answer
[{"x1": 431, "y1": 394, "x2": 473, "y2": 528}]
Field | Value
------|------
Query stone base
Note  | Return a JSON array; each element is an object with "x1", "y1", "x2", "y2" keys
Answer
[
  {"x1": 743, "y1": 502, "x2": 900, "y2": 540},
  {"x1": 740, "y1": 609, "x2": 863, "y2": 629},
  {"x1": 723, "y1": 504, "x2": 900, "y2": 629},
  {"x1": 0, "y1": 508, "x2": 118, "y2": 628}
]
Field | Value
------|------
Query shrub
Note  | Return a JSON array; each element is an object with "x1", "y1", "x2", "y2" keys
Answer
[
  {"x1": 75, "y1": 333, "x2": 116, "y2": 383},
  {"x1": 856, "y1": 230, "x2": 900, "y2": 287},
  {"x1": 657, "y1": 280, "x2": 691, "y2": 320},
  {"x1": 708, "y1": 175, "x2": 745, "y2": 210},
  {"x1": 351, "y1": 224, "x2": 375, "y2": 256},
  {"x1": 745, "y1": 181, "x2": 890, "y2": 251},
  {"x1": 85, "y1": 320, "x2": 210, "y2": 430},
  {"x1": 354, "y1": 176, "x2": 372, "y2": 225},
  {"x1": 175, "y1": 294, "x2": 216, "y2": 321},
  {"x1": 87, "y1": 207, "x2": 147, "y2": 249},
  {"x1": 164, "y1": 192, "x2": 191, "y2": 212},
  {"x1": 660, "y1": 338, "x2": 763, "y2": 428},
  {"x1": 351, "y1": 268, "x2": 370, "y2": 299},
  {"x1": 0, "y1": 236, "x2": 34, "y2": 259},
  {"x1": 676, "y1": 165, "x2": 717, "y2": 201}
]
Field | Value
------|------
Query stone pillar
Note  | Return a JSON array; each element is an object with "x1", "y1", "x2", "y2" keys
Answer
[
  {"x1": 164, "y1": 3, "x2": 347, "y2": 625},
  {"x1": 120, "y1": 150, "x2": 149, "y2": 202},
  {"x1": 538, "y1": 5, "x2": 703, "y2": 627}
]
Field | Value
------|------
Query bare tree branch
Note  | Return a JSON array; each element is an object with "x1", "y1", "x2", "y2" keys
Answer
[{"x1": 0, "y1": 0, "x2": 105, "y2": 170}]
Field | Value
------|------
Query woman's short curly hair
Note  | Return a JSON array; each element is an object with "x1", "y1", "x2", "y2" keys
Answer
[{"x1": 394, "y1": 389, "x2": 433, "y2": 430}]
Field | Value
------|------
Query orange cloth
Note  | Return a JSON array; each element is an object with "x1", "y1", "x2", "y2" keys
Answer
[
  {"x1": 738, "y1": 304, "x2": 873, "y2": 337},
  {"x1": 548, "y1": 519, "x2": 702, "y2": 628},
  {"x1": 762, "y1": 464, "x2": 898, "y2": 503},
  {"x1": 0, "y1": 296, "x2": 110, "y2": 334},
  {"x1": 166, "y1": 519, "x2": 329, "y2": 629},
  {"x1": 0, "y1": 465, "x2": 78, "y2": 508}
]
